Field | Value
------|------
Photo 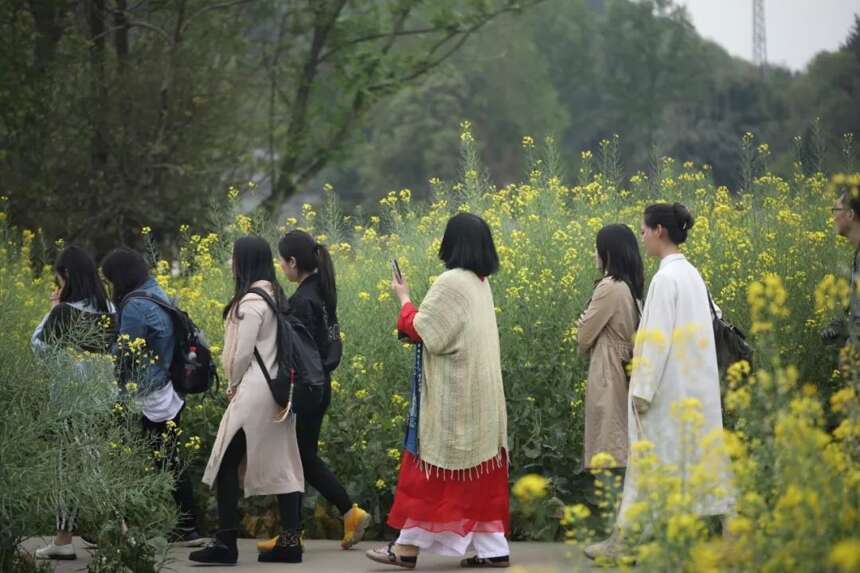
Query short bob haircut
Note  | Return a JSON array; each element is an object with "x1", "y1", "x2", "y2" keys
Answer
[
  {"x1": 101, "y1": 248, "x2": 151, "y2": 307},
  {"x1": 438, "y1": 213, "x2": 500, "y2": 277}
]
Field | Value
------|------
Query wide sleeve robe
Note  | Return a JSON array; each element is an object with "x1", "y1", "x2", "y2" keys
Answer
[{"x1": 617, "y1": 254, "x2": 735, "y2": 524}]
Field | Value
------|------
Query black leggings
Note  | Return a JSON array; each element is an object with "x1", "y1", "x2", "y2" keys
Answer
[
  {"x1": 296, "y1": 384, "x2": 352, "y2": 515},
  {"x1": 217, "y1": 429, "x2": 301, "y2": 531},
  {"x1": 141, "y1": 409, "x2": 198, "y2": 532}
]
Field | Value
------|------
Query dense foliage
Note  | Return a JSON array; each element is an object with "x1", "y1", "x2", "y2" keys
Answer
[{"x1": 4, "y1": 0, "x2": 859, "y2": 252}]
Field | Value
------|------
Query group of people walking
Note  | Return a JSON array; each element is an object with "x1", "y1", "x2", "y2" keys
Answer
[
  {"x1": 32, "y1": 232, "x2": 371, "y2": 565},
  {"x1": 31, "y1": 190, "x2": 856, "y2": 568}
]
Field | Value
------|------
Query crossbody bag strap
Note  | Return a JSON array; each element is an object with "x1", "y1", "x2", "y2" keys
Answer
[{"x1": 706, "y1": 288, "x2": 718, "y2": 320}]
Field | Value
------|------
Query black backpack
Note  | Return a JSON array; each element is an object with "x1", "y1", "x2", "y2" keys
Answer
[
  {"x1": 248, "y1": 288, "x2": 326, "y2": 415},
  {"x1": 121, "y1": 291, "x2": 218, "y2": 395}
]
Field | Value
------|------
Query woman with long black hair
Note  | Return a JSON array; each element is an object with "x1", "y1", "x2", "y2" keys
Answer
[
  {"x1": 192, "y1": 236, "x2": 304, "y2": 565},
  {"x1": 263, "y1": 230, "x2": 371, "y2": 551},
  {"x1": 576, "y1": 224, "x2": 644, "y2": 473},
  {"x1": 33, "y1": 246, "x2": 116, "y2": 561}
]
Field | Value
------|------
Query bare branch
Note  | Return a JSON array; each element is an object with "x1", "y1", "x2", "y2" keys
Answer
[
  {"x1": 318, "y1": 0, "x2": 545, "y2": 64},
  {"x1": 180, "y1": 0, "x2": 255, "y2": 34},
  {"x1": 319, "y1": 26, "x2": 449, "y2": 63}
]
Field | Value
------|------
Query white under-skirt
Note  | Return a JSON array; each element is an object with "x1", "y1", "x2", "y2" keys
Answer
[{"x1": 396, "y1": 527, "x2": 509, "y2": 558}]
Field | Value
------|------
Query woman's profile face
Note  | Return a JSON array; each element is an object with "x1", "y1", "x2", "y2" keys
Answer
[
  {"x1": 641, "y1": 221, "x2": 662, "y2": 258},
  {"x1": 279, "y1": 256, "x2": 300, "y2": 283}
]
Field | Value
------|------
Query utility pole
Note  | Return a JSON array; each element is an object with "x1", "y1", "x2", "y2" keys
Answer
[{"x1": 753, "y1": 0, "x2": 767, "y2": 75}]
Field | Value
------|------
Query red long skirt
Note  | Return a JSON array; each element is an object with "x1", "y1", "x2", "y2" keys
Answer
[{"x1": 386, "y1": 450, "x2": 510, "y2": 536}]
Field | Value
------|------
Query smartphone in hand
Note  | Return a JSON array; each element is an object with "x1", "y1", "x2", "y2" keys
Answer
[{"x1": 391, "y1": 259, "x2": 403, "y2": 284}]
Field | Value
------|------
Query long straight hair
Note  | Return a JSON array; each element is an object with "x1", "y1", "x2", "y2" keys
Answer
[
  {"x1": 596, "y1": 224, "x2": 645, "y2": 301},
  {"x1": 278, "y1": 230, "x2": 337, "y2": 313},
  {"x1": 54, "y1": 246, "x2": 111, "y2": 312},
  {"x1": 101, "y1": 248, "x2": 151, "y2": 308},
  {"x1": 224, "y1": 236, "x2": 288, "y2": 320}
]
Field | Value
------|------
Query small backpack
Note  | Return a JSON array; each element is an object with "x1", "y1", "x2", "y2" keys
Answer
[
  {"x1": 707, "y1": 289, "x2": 754, "y2": 374},
  {"x1": 121, "y1": 291, "x2": 218, "y2": 395},
  {"x1": 248, "y1": 288, "x2": 326, "y2": 416}
]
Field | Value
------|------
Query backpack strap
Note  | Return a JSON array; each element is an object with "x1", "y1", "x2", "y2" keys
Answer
[
  {"x1": 120, "y1": 290, "x2": 177, "y2": 314},
  {"x1": 254, "y1": 347, "x2": 273, "y2": 384},
  {"x1": 248, "y1": 288, "x2": 279, "y2": 385},
  {"x1": 246, "y1": 287, "x2": 279, "y2": 313}
]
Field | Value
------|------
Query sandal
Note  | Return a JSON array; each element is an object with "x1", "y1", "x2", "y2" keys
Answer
[
  {"x1": 365, "y1": 542, "x2": 418, "y2": 569},
  {"x1": 461, "y1": 555, "x2": 511, "y2": 568}
]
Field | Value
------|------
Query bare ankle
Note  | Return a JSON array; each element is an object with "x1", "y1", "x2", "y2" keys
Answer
[
  {"x1": 55, "y1": 531, "x2": 73, "y2": 546},
  {"x1": 395, "y1": 543, "x2": 419, "y2": 557}
]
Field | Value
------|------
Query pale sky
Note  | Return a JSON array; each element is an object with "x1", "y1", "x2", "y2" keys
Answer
[{"x1": 678, "y1": 0, "x2": 860, "y2": 71}]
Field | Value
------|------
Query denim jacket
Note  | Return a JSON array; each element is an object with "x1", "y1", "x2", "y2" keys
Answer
[{"x1": 116, "y1": 277, "x2": 175, "y2": 394}]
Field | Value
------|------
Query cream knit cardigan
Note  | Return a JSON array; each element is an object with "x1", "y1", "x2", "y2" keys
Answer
[{"x1": 413, "y1": 268, "x2": 508, "y2": 471}]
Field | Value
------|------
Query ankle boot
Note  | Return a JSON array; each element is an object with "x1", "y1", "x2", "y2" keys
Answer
[
  {"x1": 189, "y1": 529, "x2": 238, "y2": 564},
  {"x1": 258, "y1": 529, "x2": 302, "y2": 563}
]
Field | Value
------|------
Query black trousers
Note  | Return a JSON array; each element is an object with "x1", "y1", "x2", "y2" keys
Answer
[
  {"x1": 296, "y1": 384, "x2": 352, "y2": 515},
  {"x1": 216, "y1": 429, "x2": 301, "y2": 531},
  {"x1": 141, "y1": 409, "x2": 198, "y2": 532}
]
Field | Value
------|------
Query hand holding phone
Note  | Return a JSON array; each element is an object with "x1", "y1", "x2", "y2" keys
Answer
[
  {"x1": 391, "y1": 259, "x2": 403, "y2": 284},
  {"x1": 390, "y1": 259, "x2": 411, "y2": 305}
]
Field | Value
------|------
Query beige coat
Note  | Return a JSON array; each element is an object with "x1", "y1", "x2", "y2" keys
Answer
[
  {"x1": 202, "y1": 281, "x2": 304, "y2": 496},
  {"x1": 413, "y1": 269, "x2": 508, "y2": 471},
  {"x1": 577, "y1": 277, "x2": 639, "y2": 469}
]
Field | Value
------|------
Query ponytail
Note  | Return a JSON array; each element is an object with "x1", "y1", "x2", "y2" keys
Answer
[
  {"x1": 279, "y1": 230, "x2": 338, "y2": 314},
  {"x1": 314, "y1": 243, "x2": 337, "y2": 313}
]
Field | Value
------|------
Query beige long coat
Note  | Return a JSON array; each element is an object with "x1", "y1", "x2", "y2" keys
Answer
[
  {"x1": 202, "y1": 281, "x2": 304, "y2": 496},
  {"x1": 577, "y1": 276, "x2": 639, "y2": 469}
]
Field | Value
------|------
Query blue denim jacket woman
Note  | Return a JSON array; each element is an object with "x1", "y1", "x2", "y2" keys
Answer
[
  {"x1": 101, "y1": 248, "x2": 202, "y2": 543},
  {"x1": 118, "y1": 277, "x2": 175, "y2": 394}
]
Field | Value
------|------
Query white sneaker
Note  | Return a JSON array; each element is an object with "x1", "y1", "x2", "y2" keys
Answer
[
  {"x1": 583, "y1": 528, "x2": 625, "y2": 561},
  {"x1": 35, "y1": 542, "x2": 76, "y2": 560}
]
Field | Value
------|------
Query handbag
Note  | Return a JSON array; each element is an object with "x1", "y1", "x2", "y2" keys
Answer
[{"x1": 707, "y1": 289, "x2": 754, "y2": 374}]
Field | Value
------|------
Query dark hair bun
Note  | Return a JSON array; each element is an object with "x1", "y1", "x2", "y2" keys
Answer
[
  {"x1": 643, "y1": 202, "x2": 694, "y2": 245},
  {"x1": 672, "y1": 203, "x2": 694, "y2": 232}
]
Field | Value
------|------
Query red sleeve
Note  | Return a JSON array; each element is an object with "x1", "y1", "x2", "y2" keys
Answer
[{"x1": 397, "y1": 301, "x2": 422, "y2": 343}]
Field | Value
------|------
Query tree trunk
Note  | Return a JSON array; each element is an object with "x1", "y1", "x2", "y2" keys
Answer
[
  {"x1": 29, "y1": 0, "x2": 67, "y2": 72},
  {"x1": 86, "y1": 0, "x2": 109, "y2": 168}
]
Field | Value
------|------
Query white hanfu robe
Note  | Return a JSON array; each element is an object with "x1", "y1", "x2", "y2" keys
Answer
[{"x1": 617, "y1": 253, "x2": 735, "y2": 524}]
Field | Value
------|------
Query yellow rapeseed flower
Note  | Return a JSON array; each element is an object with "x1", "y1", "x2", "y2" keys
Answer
[{"x1": 512, "y1": 474, "x2": 549, "y2": 502}]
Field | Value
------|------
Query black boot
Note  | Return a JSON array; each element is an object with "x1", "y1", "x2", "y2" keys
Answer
[
  {"x1": 189, "y1": 529, "x2": 238, "y2": 564},
  {"x1": 258, "y1": 530, "x2": 302, "y2": 563}
]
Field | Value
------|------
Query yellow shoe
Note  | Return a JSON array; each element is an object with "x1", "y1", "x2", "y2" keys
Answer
[
  {"x1": 257, "y1": 532, "x2": 303, "y2": 553},
  {"x1": 341, "y1": 504, "x2": 372, "y2": 549},
  {"x1": 256, "y1": 537, "x2": 277, "y2": 552}
]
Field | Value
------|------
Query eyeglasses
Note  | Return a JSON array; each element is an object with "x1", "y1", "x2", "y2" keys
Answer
[{"x1": 832, "y1": 207, "x2": 848, "y2": 212}]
